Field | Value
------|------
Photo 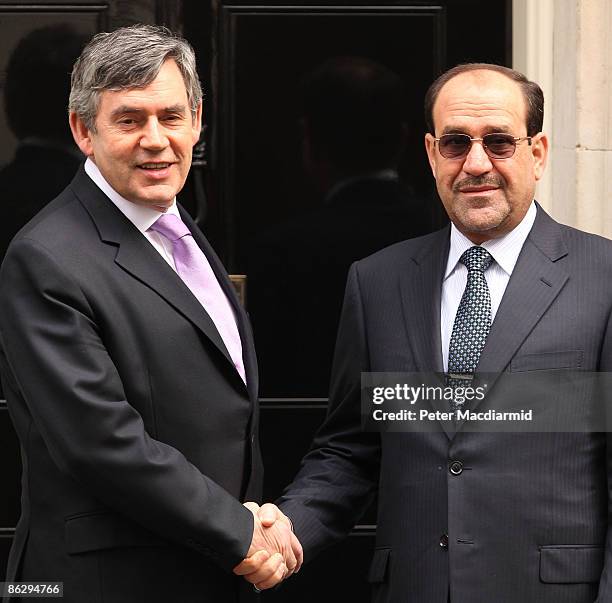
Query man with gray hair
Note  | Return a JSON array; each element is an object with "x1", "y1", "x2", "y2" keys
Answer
[{"x1": 0, "y1": 24, "x2": 300, "y2": 602}]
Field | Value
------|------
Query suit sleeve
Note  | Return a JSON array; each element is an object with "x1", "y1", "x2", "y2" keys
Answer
[
  {"x1": 277, "y1": 262, "x2": 380, "y2": 559},
  {"x1": 0, "y1": 237, "x2": 253, "y2": 571},
  {"x1": 596, "y1": 305, "x2": 612, "y2": 601}
]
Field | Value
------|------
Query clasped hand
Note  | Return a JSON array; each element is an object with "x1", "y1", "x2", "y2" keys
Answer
[{"x1": 233, "y1": 502, "x2": 303, "y2": 591}]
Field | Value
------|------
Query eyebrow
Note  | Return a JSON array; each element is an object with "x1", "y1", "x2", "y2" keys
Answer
[{"x1": 110, "y1": 103, "x2": 188, "y2": 118}]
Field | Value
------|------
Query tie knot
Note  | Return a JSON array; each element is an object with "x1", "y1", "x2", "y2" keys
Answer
[
  {"x1": 460, "y1": 246, "x2": 493, "y2": 273},
  {"x1": 149, "y1": 213, "x2": 191, "y2": 242}
]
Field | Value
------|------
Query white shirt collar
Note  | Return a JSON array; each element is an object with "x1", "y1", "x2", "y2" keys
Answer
[
  {"x1": 444, "y1": 201, "x2": 537, "y2": 279},
  {"x1": 84, "y1": 157, "x2": 180, "y2": 231}
]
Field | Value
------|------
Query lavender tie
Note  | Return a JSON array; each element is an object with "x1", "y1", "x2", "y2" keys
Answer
[{"x1": 149, "y1": 213, "x2": 246, "y2": 384}]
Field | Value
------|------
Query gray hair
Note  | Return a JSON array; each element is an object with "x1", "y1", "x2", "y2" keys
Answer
[{"x1": 69, "y1": 24, "x2": 202, "y2": 132}]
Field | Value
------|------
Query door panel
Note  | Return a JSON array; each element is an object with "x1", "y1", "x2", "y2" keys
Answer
[{"x1": 185, "y1": 2, "x2": 509, "y2": 600}]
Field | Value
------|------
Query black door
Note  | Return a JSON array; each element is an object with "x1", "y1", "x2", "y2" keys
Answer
[
  {"x1": 0, "y1": 2, "x2": 509, "y2": 599},
  {"x1": 183, "y1": 1, "x2": 510, "y2": 600}
]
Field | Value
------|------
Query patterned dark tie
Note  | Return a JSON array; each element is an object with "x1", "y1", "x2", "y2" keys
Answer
[{"x1": 447, "y1": 246, "x2": 493, "y2": 408}]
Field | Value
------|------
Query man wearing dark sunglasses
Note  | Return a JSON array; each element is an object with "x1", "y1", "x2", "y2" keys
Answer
[
  {"x1": 423, "y1": 65, "x2": 547, "y2": 246},
  {"x1": 254, "y1": 63, "x2": 612, "y2": 603}
]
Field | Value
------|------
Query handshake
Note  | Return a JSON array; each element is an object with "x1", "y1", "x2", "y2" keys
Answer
[{"x1": 233, "y1": 502, "x2": 303, "y2": 591}]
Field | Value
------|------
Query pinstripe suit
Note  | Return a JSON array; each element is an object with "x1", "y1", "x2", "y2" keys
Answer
[{"x1": 279, "y1": 205, "x2": 612, "y2": 602}]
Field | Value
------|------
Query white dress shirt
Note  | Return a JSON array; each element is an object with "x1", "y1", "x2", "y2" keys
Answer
[
  {"x1": 441, "y1": 202, "x2": 537, "y2": 371},
  {"x1": 84, "y1": 158, "x2": 180, "y2": 271}
]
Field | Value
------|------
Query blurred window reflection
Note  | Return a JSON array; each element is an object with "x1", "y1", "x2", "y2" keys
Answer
[
  {"x1": 0, "y1": 23, "x2": 90, "y2": 259},
  {"x1": 247, "y1": 57, "x2": 437, "y2": 397}
]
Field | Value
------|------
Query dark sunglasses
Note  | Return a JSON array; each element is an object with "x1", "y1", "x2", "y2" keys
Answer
[{"x1": 434, "y1": 133, "x2": 532, "y2": 159}]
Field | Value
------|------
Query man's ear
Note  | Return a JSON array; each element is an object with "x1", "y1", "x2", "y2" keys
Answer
[
  {"x1": 424, "y1": 133, "x2": 438, "y2": 179},
  {"x1": 191, "y1": 102, "x2": 203, "y2": 145},
  {"x1": 69, "y1": 112, "x2": 94, "y2": 157},
  {"x1": 531, "y1": 132, "x2": 548, "y2": 181}
]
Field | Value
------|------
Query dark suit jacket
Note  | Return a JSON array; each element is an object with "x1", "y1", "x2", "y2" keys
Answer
[
  {"x1": 279, "y1": 206, "x2": 612, "y2": 603},
  {"x1": 0, "y1": 167, "x2": 262, "y2": 602}
]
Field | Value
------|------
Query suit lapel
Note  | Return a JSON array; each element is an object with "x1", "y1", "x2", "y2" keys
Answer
[
  {"x1": 399, "y1": 228, "x2": 454, "y2": 438},
  {"x1": 460, "y1": 207, "x2": 570, "y2": 421},
  {"x1": 71, "y1": 169, "x2": 249, "y2": 392},
  {"x1": 180, "y1": 208, "x2": 258, "y2": 400}
]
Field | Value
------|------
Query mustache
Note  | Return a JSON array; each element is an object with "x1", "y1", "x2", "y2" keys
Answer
[{"x1": 453, "y1": 176, "x2": 504, "y2": 193}]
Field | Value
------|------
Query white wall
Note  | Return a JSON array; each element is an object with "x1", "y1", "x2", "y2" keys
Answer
[{"x1": 513, "y1": 0, "x2": 612, "y2": 237}]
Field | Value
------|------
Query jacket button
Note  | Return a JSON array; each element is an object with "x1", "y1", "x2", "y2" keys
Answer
[
  {"x1": 439, "y1": 533, "x2": 449, "y2": 549},
  {"x1": 449, "y1": 460, "x2": 463, "y2": 475}
]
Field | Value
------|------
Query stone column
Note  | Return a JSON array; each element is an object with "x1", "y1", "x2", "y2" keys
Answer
[{"x1": 513, "y1": 0, "x2": 612, "y2": 237}]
